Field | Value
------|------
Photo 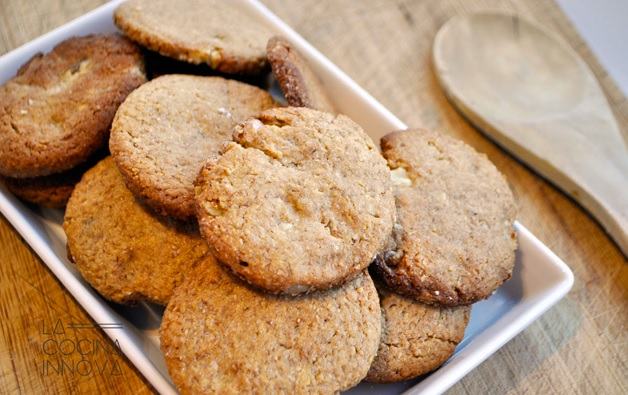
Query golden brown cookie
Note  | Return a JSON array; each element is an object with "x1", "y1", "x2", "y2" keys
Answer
[
  {"x1": 195, "y1": 107, "x2": 396, "y2": 295},
  {"x1": 114, "y1": 0, "x2": 272, "y2": 74},
  {"x1": 63, "y1": 157, "x2": 208, "y2": 305},
  {"x1": 109, "y1": 74, "x2": 275, "y2": 219},
  {"x1": 2, "y1": 151, "x2": 106, "y2": 208},
  {"x1": 366, "y1": 279, "x2": 470, "y2": 383},
  {"x1": 0, "y1": 34, "x2": 145, "y2": 178},
  {"x1": 160, "y1": 255, "x2": 381, "y2": 394},
  {"x1": 374, "y1": 129, "x2": 517, "y2": 306},
  {"x1": 4, "y1": 168, "x2": 80, "y2": 208},
  {"x1": 267, "y1": 36, "x2": 335, "y2": 112}
]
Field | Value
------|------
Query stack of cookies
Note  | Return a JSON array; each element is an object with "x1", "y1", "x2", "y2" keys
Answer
[{"x1": 0, "y1": 0, "x2": 518, "y2": 393}]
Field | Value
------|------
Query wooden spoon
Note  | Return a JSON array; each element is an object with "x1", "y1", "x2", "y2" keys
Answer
[{"x1": 433, "y1": 12, "x2": 628, "y2": 256}]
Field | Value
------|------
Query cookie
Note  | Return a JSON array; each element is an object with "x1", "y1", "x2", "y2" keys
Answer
[
  {"x1": 374, "y1": 129, "x2": 517, "y2": 306},
  {"x1": 2, "y1": 150, "x2": 106, "y2": 208},
  {"x1": 3, "y1": 174, "x2": 75, "y2": 208},
  {"x1": 110, "y1": 74, "x2": 275, "y2": 219},
  {"x1": 114, "y1": 0, "x2": 272, "y2": 74},
  {"x1": 267, "y1": 36, "x2": 335, "y2": 112},
  {"x1": 160, "y1": 254, "x2": 381, "y2": 394},
  {"x1": 142, "y1": 48, "x2": 272, "y2": 89},
  {"x1": 63, "y1": 157, "x2": 208, "y2": 305},
  {"x1": 366, "y1": 279, "x2": 470, "y2": 383},
  {"x1": 3, "y1": 166, "x2": 82, "y2": 208},
  {"x1": 0, "y1": 34, "x2": 145, "y2": 178},
  {"x1": 195, "y1": 107, "x2": 395, "y2": 294}
]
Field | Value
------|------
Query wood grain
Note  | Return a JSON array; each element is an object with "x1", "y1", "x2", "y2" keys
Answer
[{"x1": 0, "y1": 0, "x2": 626, "y2": 394}]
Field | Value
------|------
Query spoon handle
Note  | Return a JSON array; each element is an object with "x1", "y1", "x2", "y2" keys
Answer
[
  {"x1": 493, "y1": 117, "x2": 628, "y2": 256},
  {"x1": 565, "y1": 157, "x2": 628, "y2": 256},
  {"x1": 521, "y1": 116, "x2": 628, "y2": 257}
]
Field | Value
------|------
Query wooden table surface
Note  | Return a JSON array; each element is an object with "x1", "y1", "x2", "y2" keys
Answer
[{"x1": 0, "y1": 0, "x2": 626, "y2": 394}]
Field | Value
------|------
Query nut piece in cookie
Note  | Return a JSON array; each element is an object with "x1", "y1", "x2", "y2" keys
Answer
[
  {"x1": 267, "y1": 36, "x2": 335, "y2": 112},
  {"x1": 195, "y1": 107, "x2": 396, "y2": 295},
  {"x1": 0, "y1": 34, "x2": 145, "y2": 178},
  {"x1": 63, "y1": 157, "x2": 208, "y2": 305},
  {"x1": 160, "y1": 255, "x2": 381, "y2": 394},
  {"x1": 110, "y1": 75, "x2": 276, "y2": 219},
  {"x1": 366, "y1": 278, "x2": 470, "y2": 383},
  {"x1": 114, "y1": 0, "x2": 272, "y2": 74},
  {"x1": 374, "y1": 129, "x2": 517, "y2": 306}
]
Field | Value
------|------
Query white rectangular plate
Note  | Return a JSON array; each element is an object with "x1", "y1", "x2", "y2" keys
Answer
[{"x1": 0, "y1": 1, "x2": 574, "y2": 394}]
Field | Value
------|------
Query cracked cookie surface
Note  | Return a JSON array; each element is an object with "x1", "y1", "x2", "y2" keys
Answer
[
  {"x1": 0, "y1": 34, "x2": 145, "y2": 178},
  {"x1": 64, "y1": 157, "x2": 208, "y2": 305},
  {"x1": 195, "y1": 107, "x2": 395, "y2": 294},
  {"x1": 374, "y1": 129, "x2": 517, "y2": 306},
  {"x1": 160, "y1": 255, "x2": 381, "y2": 394},
  {"x1": 115, "y1": 0, "x2": 272, "y2": 74},
  {"x1": 366, "y1": 279, "x2": 470, "y2": 383},
  {"x1": 110, "y1": 74, "x2": 275, "y2": 219}
]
